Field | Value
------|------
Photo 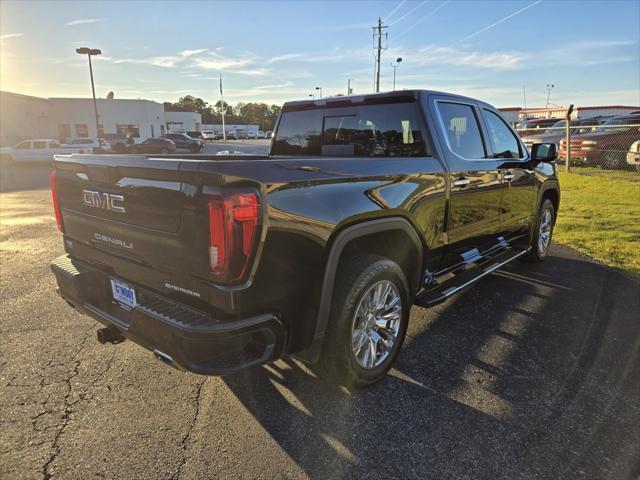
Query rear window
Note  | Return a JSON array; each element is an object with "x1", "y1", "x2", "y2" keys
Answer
[{"x1": 272, "y1": 103, "x2": 428, "y2": 156}]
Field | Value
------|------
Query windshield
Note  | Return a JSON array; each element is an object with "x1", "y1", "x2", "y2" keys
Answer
[{"x1": 600, "y1": 117, "x2": 640, "y2": 132}]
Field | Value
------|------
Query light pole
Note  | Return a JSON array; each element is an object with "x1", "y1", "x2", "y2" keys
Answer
[
  {"x1": 315, "y1": 86, "x2": 322, "y2": 99},
  {"x1": 309, "y1": 94, "x2": 315, "y2": 100},
  {"x1": 391, "y1": 57, "x2": 402, "y2": 90},
  {"x1": 545, "y1": 83, "x2": 555, "y2": 109},
  {"x1": 76, "y1": 47, "x2": 103, "y2": 149}
]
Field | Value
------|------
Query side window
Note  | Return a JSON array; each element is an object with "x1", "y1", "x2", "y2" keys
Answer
[
  {"x1": 15, "y1": 141, "x2": 30, "y2": 150},
  {"x1": 49, "y1": 142, "x2": 60, "y2": 148},
  {"x1": 33, "y1": 141, "x2": 46, "y2": 149},
  {"x1": 437, "y1": 102, "x2": 486, "y2": 158},
  {"x1": 483, "y1": 109, "x2": 522, "y2": 159}
]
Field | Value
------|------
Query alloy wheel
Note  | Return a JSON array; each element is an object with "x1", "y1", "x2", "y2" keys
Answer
[
  {"x1": 350, "y1": 280, "x2": 402, "y2": 369},
  {"x1": 538, "y1": 208, "x2": 553, "y2": 255}
]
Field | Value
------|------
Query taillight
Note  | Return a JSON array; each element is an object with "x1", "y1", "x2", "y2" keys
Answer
[
  {"x1": 208, "y1": 192, "x2": 260, "y2": 284},
  {"x1": 49, "y1": 170, "x2": 64, "y2": 233}
]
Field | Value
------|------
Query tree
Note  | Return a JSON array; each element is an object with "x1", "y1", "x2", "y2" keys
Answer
[{"x1": 163, "y1": 96, "x2": 281, "y2": 130}]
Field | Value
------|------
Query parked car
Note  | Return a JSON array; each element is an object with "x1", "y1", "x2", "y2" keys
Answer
[
  {"x1": 257, "y1": 131, "x2": 267, "y2": 139},
  {"x1": 68, "y1": 138, "x2": 112, "y2": 152},
  {"x1": 265, "y1": 130, "x2": 273, "y2": 138},
  {"x1": 225, "y1": 131, "x2": 237, "y2": 140},
  {"x1": 626, "y1": 140, "x2": 640, "y2": 171},
  {"x1": 0, "y1": 139, "x2": 87, "y2": 163},
  {"x1": 161, "y1": 132, "x2": 203, "y2": 152},
  {"x1": 559, "y1": 113, "x2": 640, "y2": 168},
  {"x1": 515, "y1": 118, "x2": 563, "y2": 137},
  {"x1": 186, "y1": 131, "x2": 205, "y2": 141},
  {"x1": 522, "y1": 117, "x2": 610, "y2": 151},
  {"x1": 126, "y1": 138, "x2": 176, "y2": 154},
  {"x1": 201, "y1": 131, "x2": 215, "y2": 141},
  {"x1": 50, "y1": 89, "x2": 560, "y2": 390}
]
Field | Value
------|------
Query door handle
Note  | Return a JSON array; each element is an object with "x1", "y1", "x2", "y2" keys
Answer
[
  {"x1": 503, "y1": 171, "x2": 515, "y2": 181},
  {"x1": 452, "y1": 177, "x2": 470, "y2": 187}
]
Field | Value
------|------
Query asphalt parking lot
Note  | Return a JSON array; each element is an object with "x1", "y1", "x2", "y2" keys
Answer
[{"x1": 1, "y1": 152, "x2": 639, "y2": 479}]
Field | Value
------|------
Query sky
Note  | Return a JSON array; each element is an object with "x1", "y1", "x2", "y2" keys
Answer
[{"x1": 1, "y1": 0, "x2": 639, "y2": 109}]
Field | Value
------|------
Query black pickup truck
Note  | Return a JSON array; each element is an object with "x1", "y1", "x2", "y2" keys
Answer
[{"x1": 50, "y1": 90, "x2": 560, "y2": 389}]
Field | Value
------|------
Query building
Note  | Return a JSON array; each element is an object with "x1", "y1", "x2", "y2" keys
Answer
[
  {"x1": 497, "y1": 107, "x2": 522, "y2": 125},
  {"x1": 48, "y1": 97, "x2": 165, "y2": 143},
  {"x1": 164, "y1": 111, "x2": 202, "y2": 133},
  {"x1": 1, "y1": 90, "x2": 173, "y2": 146},
  {"x1": 202, "y1": 124, "x2": 259, "y2": 137},
  {"x1": 0, "y1": 91, "x2": 56, "y2": 145},
  {"x1": 499, "y1": 105, "x2": 640, "y2": 124}
]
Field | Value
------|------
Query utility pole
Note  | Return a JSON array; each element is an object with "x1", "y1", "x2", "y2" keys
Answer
[
  {"x1": 522, "y1": 85, "x2": 527, "y2": 120},
  {"x1": 347, "y1": 78, "x2": 352, "y2": 96},
  {"x1": 372, "y1": 18, "x2": 387, "y2": 93},
  {"x1": 219, "y1": 76, "x2": 226, "y2": 141}
]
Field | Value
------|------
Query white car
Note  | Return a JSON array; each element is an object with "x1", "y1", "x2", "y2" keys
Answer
[
  {"x1": 0, "y1": 139, "x2": 88, "y2": 163},
  {"x1": 256, "y1": 131, "x2": 267, "y2": 139},
  {"x1": 627, "y1": 140, "x2": 640, "y2": 170},
  {"x1": 67, "y1": 138, "x2": 111, "y2": 151}
]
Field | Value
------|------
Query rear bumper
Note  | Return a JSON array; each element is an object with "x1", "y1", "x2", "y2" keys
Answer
[{"x1": 50, "y1": 255, "x2": 285, "y2": 375}]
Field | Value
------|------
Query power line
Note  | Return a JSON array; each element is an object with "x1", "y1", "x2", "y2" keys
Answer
[
  {"x1": 450, "y1": 0, "x2": 543, "y2": 46},
  {"x1": 384, "y1": 0, "x2": 407, "y2": 22},
  {"x1": 395, "y1": 0, "x2": 451, "y2": 41},
  {"x1": 389, "y1": 0, "x2": 429, "y2": 26}
]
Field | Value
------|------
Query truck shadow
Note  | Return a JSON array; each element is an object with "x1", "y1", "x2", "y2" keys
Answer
[{"x1": 222, "y1": 245, "x2": 640, "y2": 480}]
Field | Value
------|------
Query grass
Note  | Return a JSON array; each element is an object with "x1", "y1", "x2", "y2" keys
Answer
[{"x1": 554, "y1": 172, "x2": 640, "y2": 279}]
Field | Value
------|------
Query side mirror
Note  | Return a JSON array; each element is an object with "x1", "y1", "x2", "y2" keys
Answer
[{"x1": 531, "y1": 143, "x2": 557, "y2": 163}]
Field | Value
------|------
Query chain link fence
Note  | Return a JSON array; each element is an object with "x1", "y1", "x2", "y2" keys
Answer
[{"x1": 516, "y1": 117, "x2": 640, "y2": 176}]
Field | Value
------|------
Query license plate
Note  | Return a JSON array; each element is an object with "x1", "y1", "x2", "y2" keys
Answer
[{"x1": 110, "y1": 279, "x2": 137, "y2": 309}]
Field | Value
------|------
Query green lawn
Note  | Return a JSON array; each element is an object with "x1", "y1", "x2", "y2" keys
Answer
[{"x1": 555, "y1": 172, "x2": 640, "y2": 279}]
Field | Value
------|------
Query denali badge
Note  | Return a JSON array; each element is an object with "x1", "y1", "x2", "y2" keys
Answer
[
  {"x1": 94, "y1": 232, "x2": 133, "y2": 249},
  {"x1": 82, "y1": 190, "x2": 125, "y2": 213}
]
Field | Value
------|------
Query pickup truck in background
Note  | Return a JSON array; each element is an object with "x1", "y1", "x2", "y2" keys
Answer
[
  {"x1": 559, "y1": 113, "x2": 640, "y2": 169},
  {"x1": 0, "y1": 139, "x2": 97, "y2": 163},
  {"x1": 50, "y1": 90, "x2": 560, "y2": 389}
]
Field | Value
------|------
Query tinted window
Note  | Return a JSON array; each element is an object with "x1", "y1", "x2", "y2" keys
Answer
[
  {"x1": 483, "y1": 109, "x2": 522, "y2": 159},
  {"x1": 33, "y1": 141, "x2": 46, "y2": 149},
  {"x1": 272, "y1": 109, "x2": 323, "y2": 155},
  {"x1": 272, "y1": 103, "x2": 427, "y2": 157},
  {"x1": 15, "y1": 141, "x2": 30, "y2": 149},
  {"x1": 322, "y1": 103, "x2": 427, "y2": 157},
  {"x1": 437, "y1": 102, "x2": 485, "y2": 158}
]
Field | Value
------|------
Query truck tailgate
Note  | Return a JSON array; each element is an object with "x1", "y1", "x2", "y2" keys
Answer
[{"x1": 54, "y1": 155, "x2": 235, "y2": 281}]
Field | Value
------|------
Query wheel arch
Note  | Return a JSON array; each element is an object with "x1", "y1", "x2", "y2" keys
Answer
[{"x1": 304, "y1": 217, "x2": 424, "y2": 363}]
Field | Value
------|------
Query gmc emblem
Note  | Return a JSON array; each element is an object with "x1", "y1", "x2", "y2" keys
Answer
[{"x1": 82, "y1": 190, "x2": 125, "y2": 213}]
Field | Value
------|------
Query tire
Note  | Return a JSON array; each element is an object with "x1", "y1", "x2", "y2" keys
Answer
[
  {"x1": 598, "y1": 151, "x2": 624, "y2": 170},
  {"x1": 160, "y1": 147, "x2": 169, "y2": 154},
  {"x1": 524, "y1": 198, "x2": 555, "y2": 262},
  {"x1": 318, "y1": 254, "x2": 410, "y2": 390}
]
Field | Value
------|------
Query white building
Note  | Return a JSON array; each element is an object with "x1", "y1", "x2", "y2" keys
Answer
[
  {"x1": 48, "y1": 97, "x2": 165, "y2": 142},
  {"x1": 164, "y1": 112, "x2": 202, "y2": 133},
  {"x1": 202, "y1": 124, "x2": 259, "y2": 137},
  {"x1": 1, "y1": 90, "x2": 173, "y2": 146}
]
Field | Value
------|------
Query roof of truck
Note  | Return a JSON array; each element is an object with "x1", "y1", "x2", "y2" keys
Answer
[{"x1": 282, "y1": 89, "x2": 492, "y2": 111}]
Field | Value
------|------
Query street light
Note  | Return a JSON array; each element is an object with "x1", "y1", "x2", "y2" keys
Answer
[
  {"x1": 76, "y1": 47, "x2": 103, "y2": 149},
  {"x1": 309, "y1": 94, "x2": 315, "y2": 100},
  {"x1": 391, "y1": 57, "x2": 403, "y2": 91},
  {"x1": 315, "y1": 86, "x2": 322, "y2": 99}
]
